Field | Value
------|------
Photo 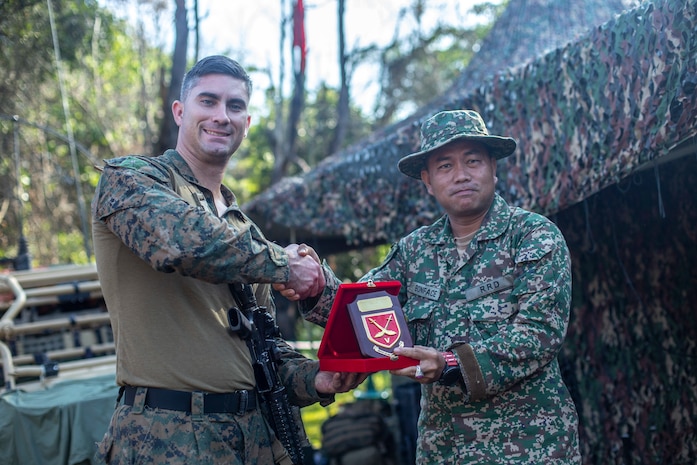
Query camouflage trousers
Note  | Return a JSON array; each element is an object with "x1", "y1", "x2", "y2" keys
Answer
[{"x1": 94, "y1": 387, "x2": 291, "y2": 465}]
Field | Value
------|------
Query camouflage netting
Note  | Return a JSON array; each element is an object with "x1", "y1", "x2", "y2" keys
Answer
[
  {"x1": 246, "y1": 0, "x2": 697, "y2": 250},
  {"x1": 556, "y1": 155, "x2": 697, "y2": 463},
  {"x1": 472, "y1": 0, "x2": 697, "y2": 216}
]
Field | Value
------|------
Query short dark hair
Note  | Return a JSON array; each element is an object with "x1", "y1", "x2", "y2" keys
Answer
[{"x1": 180, "y1": 55, "x2": 253, "y2": 101}]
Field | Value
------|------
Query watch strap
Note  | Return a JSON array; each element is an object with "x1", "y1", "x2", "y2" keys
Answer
[
  {"x1": 441, "y1": 351, "x2": 458, "y2": 367},
  {"x1": 438, "y1": 351, "x2": 462, "y2": 386}
]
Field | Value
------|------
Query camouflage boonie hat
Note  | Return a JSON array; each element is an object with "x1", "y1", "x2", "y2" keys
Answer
[{"x1": 398, "y1": 110, "x2": 517, "y2": 179}]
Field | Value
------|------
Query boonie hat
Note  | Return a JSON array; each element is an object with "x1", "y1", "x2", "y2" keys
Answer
[{"x1": 398, "y1": 109, "x2": 517, "y2": 179}]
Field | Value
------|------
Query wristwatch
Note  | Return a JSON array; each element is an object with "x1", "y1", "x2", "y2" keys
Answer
[{"x1": 438, "y1": 351, "x2": 462, "y2": 386}]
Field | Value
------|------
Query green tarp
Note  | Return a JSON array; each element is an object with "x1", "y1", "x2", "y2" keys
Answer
[{"x1": 0, "y1": 375, "x2": 118, "y2": 465}]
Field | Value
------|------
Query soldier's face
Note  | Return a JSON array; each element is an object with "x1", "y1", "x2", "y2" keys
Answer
[
  {"x1": 172, "y1": 74, "x2": 251, "y2": 163},
  {"x1": 421, "y1": 140, "x2": 497, "y2": 221}
]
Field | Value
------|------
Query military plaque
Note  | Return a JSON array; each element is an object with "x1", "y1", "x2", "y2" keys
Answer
[
  {"x1": 318, "y1": 280, "x2": 418, "y2": 372},
  {"x1": 346, "y1": 290, "x2": 412, "y2": 359}
]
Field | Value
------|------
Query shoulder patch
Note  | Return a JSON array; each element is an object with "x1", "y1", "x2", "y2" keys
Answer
[
  {"x1": 106, "y1": 156, "x2": 152, "y2": 170},
  {"x1": 516, "y1": 227, "x2": 559, "y2": 264},
  {"x1": 104, "y1": 156, "x2": 171, "y2": 184}
]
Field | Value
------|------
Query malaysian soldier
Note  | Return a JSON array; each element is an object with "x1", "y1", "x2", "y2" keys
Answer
[
  {"x1": 92, "y1": 55, "x2": 365, "y2": 465},
  {"x1": 279, "y1": 110, "x2": 582, "y2": 463}
]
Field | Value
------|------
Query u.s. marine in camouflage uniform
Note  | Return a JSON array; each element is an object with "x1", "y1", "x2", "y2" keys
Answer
[
  {"x1": 293, "y1": 110, "x2": 581, "y2": 464},
  {"x1": 92, "y1": 55, "x2": 364, "y2": 465}
]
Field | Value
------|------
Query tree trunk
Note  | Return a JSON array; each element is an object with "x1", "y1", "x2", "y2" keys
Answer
[
  {"x1": 330, "y1": 0, "x2": 349, "y2": 155},
  {"x1": 271, "y1": 0, "x2": 307, "y2": 184},
  {"x1": 272, "y1": 0, "x2": 287, "y2": 181},
  {"x1": 156, "y1": 0, "x2": 188, "y2": 155}
]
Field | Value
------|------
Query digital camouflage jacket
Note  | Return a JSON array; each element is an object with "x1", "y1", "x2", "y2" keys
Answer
[{"x1": 304, "y1": 193, "x2": 581, "y2": 464}]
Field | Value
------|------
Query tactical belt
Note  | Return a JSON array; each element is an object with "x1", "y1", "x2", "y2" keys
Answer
[{"x1": 122, "y1": 386, "x2": 257, "y2": 414}]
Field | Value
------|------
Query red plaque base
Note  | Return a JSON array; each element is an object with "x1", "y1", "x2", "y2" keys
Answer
[{"x1": 318, "y1": 281, "x2": 418, "y2": 372}]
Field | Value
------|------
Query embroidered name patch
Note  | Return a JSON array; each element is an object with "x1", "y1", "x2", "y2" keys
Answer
[
  {"x1": 464, "y1": 276, "x2": 514, "y2": 301},
  {"x1": 408, "y1": 282, "x2": 441, "y2": 301}
]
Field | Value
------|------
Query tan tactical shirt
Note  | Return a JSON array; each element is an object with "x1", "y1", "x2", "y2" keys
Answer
[{"x1": 92, "y1": 150, "x2": 325, "y2": 405}]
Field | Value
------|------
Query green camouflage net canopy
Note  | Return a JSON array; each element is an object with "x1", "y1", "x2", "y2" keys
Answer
[{"x1": 246, "y1": 0, "x2": 696, "y2": 251}]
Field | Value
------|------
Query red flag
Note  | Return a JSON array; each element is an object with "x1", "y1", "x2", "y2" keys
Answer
[{"x1": 292, "y1": 0, "x2": 306, "y2": 74}]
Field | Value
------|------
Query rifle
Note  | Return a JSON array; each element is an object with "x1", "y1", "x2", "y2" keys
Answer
[{"x1": 227, "y1": 282, "x2": 306, "y2": 465}]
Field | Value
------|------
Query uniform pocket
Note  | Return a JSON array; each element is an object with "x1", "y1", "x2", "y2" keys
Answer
[
  {"x1": 403, "y1": 297, "x2": 434, "y2": 346},
  {"x1": 94, "y1": 433, "x2": 113, "y2": 464},
  {"x1": 469, "y1": 298, "x2": 517, "y2": 322},
  {"x1": 467, "y1": 288, "x2": 517, "y2": 340}
]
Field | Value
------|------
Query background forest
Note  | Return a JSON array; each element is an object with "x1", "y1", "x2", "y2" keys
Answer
[{"x1": 0, "y1": 0, "x2": 503, "y2": 274}]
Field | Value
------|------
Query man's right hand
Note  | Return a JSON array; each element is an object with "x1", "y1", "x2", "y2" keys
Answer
[
  {"x1": 315, "y1": 371, "x2": 369, "y2": 394},
  {"x1": 281, "y1": 244, "x2": 325, "y2": 300}
]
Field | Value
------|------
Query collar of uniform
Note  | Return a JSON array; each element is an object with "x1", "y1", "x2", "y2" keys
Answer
[
  {"x1": 477, "y1": 194, "x2": 512, "y2": 240},
  {"x1": 161, "y1": 149, "x2": 238, "y2": 208},
  {"x1": 161, "y1": 149, "x2": 197, "y2": 183},
  {"x1": 431, "y1": 193, "x2": 512, "y2": 245}
]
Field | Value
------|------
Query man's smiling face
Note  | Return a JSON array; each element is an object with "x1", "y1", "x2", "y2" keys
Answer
[{"x1": 172, "y1": 73, "x2": 251, "y2": 164}]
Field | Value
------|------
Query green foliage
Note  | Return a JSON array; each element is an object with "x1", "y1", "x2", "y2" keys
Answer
[
  {"x1": 1, "y1": 1, "x2": 75, "y2": 99},
  {"x1": 0, "y1": 0, "x2": 167, "y2": 267},
  {"x1": 300, "y1": 371, "x2": 394, "y2": 449},
  {"x1": 329, "y1": 244, "x2": 392, "y2": 282},
  {"x1": 229, "y1": 85, "x2": 374, "y2": 204},
  {"x1": 471, "y1": 0, "x2": 509, "y2": 18},
  {"x1": 373, "y1": 1, "x2": 504, "y2": 124},
  {"x1": 225, "y1": 145, "x2": 275, "y2": 205},
  {"x1": 299, "y1": 84, "x2": 374, "y2": 168},
  {"x1": 55, "y1": 231, "x2": 92, "y2": 264}
]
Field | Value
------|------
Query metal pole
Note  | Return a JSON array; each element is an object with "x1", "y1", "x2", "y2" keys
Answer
[
  {"x1": 12, "y1": 116, "x2": 31, "y2": 270},
  {"x1": 47, "y1": 0, "x2": 92, "y2": 261}
]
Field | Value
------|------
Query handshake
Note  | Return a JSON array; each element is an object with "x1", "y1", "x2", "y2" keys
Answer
[{"x1": 278, "y1": 243, "x2": 325, "y2": 300}]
